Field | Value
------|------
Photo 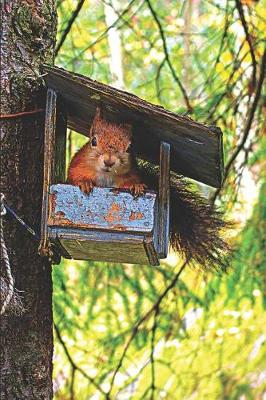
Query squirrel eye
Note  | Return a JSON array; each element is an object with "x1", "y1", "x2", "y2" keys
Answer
[
  {"x1": 126, "y1": 143, "x2": 132, "y2": 153},
  {"x1": 91, "y1": 136, "x2": 97, "y2": 147}
]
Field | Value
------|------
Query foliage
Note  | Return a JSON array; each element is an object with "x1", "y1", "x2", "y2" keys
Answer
[{"x1": 53, "y1": 0, "x2": 265, "y2": 398}]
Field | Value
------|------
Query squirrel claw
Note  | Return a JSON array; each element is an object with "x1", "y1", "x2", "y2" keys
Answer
[
  {"x1": 132, "y1": 183, "x2": 146, "y2": 197},
  {"x1": 120, "y1": 183, "x2": 146, "y2": 197},
  {"x1": 78, "y1": 181, "x2": 95, "y2": 194}
]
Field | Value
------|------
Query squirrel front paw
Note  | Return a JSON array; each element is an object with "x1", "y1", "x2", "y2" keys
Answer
[
  {"x1": 77, "y1": 180, "x2": 95, "y2": 194},
  {"x1": 119, "y1": 183, "x2": 147, "y2": 197}
]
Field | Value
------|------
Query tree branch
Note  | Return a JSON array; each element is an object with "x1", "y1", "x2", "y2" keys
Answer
[
  {"x1": 150, "y1": 304, "x2": 159, "y2": 400},
  {"x1": 145, "y1": 0, "x2": 192, "y2": 112},
  {"x1": 54, "y1": 323, "x2": 108, "y2": 397},
  {"x1": 212, "y1": 46, "x2": 265, "y2": 204},
  {"x1": 55, "y1": 0, "x2": 85, "y2": 57},
  {"x1": 155, "y1": 57, "x2": 167, "y2": 103},
  {"x1": 196, "y1": 0, "x2": 231, "y2": 100},
  {"x1": 70, "y1": 367, "x2": 76, "y2": 400},
  {"x1": 108, "y1": 258, "x2": 190, "y2": 396},
  {"x1": 68, "y1": 0, "x2": 139, "y2": 64},
  {"x1": 235, "y1": 0, "x2": 257, "y2": 89}
]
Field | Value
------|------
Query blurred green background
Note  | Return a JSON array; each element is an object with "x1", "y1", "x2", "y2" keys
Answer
[{"x1": 53, "y1": 1, "x2": 266, "y2": 398}]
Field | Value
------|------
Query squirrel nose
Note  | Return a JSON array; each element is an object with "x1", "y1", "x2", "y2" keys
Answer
[{"x1": 104, "y1": 159, "x2": 115, "y2": 168}]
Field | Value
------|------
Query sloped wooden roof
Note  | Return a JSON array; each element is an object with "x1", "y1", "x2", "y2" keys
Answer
[{"x1": 44, "y1": 65, "x2": 224, "y2": 188}]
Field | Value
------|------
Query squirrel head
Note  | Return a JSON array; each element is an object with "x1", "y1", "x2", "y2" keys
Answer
[{"x1": 87, "y1": 107, "x2": 133, "y2": 176}]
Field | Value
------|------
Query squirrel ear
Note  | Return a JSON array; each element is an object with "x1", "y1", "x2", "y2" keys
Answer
[
  {"x1": 95, "y1": 106, "x2": 101, "y2": 120},
  {"x1": 89, "y1": 106, "x2": 102, "y2": 137},
  {"x1": 123, "y1": 123, "x2": 132, "y2": 138}
]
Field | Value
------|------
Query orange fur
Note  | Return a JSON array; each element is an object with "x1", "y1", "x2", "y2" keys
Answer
[{"x1": 67, "y1": 108, "x2": 146, "y2": 195}]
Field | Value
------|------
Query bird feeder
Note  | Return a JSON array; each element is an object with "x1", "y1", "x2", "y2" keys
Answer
[{"x1": 39, "y1": 66, "x2": 224, "y2": 265}]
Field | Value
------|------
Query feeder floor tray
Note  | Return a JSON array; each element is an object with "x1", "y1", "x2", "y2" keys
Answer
[{"x1": 48, "y1": 184, "x2": 160, "y2": 265}]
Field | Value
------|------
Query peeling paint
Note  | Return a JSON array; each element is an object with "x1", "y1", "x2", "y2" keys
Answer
[
  {"x1": 129, "y1": 211, "x2": 143, "y2": 221},
  {"x1": 55, "y1": 211, "x2": 65, "y2": 217},
  {"x1": 48, "y1": 184, "x2": 157, "y2": 233},
  {"x1": 104, "y1": 202, "x2": 123, "y2": 224}
]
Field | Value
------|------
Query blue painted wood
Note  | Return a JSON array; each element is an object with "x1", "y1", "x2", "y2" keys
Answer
[{"x1": 48, "y1": 184, "x2": 157, "y2": 233}]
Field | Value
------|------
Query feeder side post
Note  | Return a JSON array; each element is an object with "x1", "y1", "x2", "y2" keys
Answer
[
  {"x1": 54, "y1": 98, "x2": 67, "y2": 183},
  {"x1": 39, "y1": 88, "x2": 58, "y2": 257},
  {"x1": 157, "y1": 141, "x2": 171, "y2": 258}
]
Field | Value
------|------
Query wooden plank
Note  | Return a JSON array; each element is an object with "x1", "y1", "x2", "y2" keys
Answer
[
  {"x1": 144, "y1": 237, "x2": 160, "y2": 266},
  {"x1": 49, "y1": 227, "x2": 153, "y2": 265},
  {"x1": 54, "y1": 97, "x2": 67, "y2": 183},
  {"x1": 39, "y1": 88, "x2": 57, "y2": 257},
  {"x1": 48, "y1": 184, "x2": 157, "y2": 233},
  {"x1": 43, "y1": 65, "x2": 224, "y2": 188},
  {"x1": 157, "y1": 142, "x2": 170, "y2": 258}
]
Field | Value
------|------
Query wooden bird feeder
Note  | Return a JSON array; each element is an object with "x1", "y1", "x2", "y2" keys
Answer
[{"x1": 39, "y1": 65, "x2": 224, "y2": 265}]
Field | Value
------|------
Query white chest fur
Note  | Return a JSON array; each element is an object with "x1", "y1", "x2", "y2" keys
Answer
[{"x1": 95, "y1": 173, "x2": 115, "y2": 187}]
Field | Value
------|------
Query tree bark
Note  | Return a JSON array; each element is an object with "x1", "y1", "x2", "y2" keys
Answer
[{"x1": 0, "y1": 1, "x2": 56, "y2": 398}]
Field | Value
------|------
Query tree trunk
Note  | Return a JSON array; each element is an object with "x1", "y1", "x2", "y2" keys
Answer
[
  {"x1": 0, "y1": 1, "x2": 56, "y2": 398},
  {"x1": 104, "y1": 0, "x2": 125, "y2": 89}
]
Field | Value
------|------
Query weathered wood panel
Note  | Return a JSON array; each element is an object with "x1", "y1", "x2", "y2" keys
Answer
[
  {"x1": 48, "y1": 227, "x2": 159, "y2": 265},
  {"x1": 157, "y1": 142, "x2": 170, "y2": 258},
  {"x1": 48, "y1": 184, "x2": 157, "y2": 233},
  {"x1": 54, "y1": 97, "x2": 67, "y2": 183},
  {"x1": 39, "y1": 92, "x2": 67, "y2": 259},
  {"x1": 39, "y1": 88, "x2": 57, "y2": 257},
  {"x1": 43, "y1": 65, "x2": 224, "y2": 188}
]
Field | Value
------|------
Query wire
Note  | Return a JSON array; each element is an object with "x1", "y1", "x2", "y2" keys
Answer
[
  {"x1": 4, "y1": 203, "x2": 40, "y2": 241},
  {"x1": 0, "y1": 109, "x2": 44, "y2": 120}
]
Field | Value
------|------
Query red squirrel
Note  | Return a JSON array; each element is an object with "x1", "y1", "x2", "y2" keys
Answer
[
  {"x1": 68, "y1": 107, "x2": 146, "y2": 196},
  {"x1": 67, "y1": 107, "x2": 230, "y2": 270}
]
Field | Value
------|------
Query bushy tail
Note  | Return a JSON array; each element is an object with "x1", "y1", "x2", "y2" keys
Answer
[
  {"x1": 168, "y1": 175, "x2": 230, "y2": 271},
  {"x1": 138, "y1": 160, "x2": 230, "y2": 271}
]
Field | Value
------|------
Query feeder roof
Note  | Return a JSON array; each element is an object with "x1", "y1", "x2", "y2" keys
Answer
[{"x1": 44, "y1": 65, "x2": 224, "y2": 188}]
